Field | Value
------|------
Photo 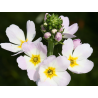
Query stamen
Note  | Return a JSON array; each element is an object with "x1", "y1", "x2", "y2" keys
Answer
[
  {"x1": 47, "y1": 69, "x2": 53, "y2": 75},
  {"x1": 44, "y1": 67, "x2": 57, "y2": 79},
  {"x1": 30, "y1": 54, "x2": 41, "y2": 66},
  {"x1": 68, "y1": 55, "x2": 78, "y2": 67},
  {"x1": 33, "y1": 57, "x2": 38, "y2": 62}
]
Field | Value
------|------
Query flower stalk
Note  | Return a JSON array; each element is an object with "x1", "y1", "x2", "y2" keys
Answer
[{"x1": 47, "y1": 39, "x2": 54, "y2": 56}]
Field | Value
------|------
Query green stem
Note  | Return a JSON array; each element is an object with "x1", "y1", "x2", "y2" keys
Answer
[{"x1": 47, "y1": 40, "x2": 54, "y2": 56}]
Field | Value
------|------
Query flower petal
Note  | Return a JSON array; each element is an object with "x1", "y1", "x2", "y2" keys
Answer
[
  {"x1": 60, "y1": 16, "x2": 69, "y2": 29},
  {"x1": 38, "y1": 66, "x2": 58, "y2": 86},
  {"x1": 24, "y1": 55, "x2": 37, "y2": 70},
  {"x1": 6, "y1": 24, "x2": 25, "y2": 45},
  {"x1": 22, "y1": 42, "x2": 36, "y2": 57},
  {"x1": 36, "y1": 81, "x2": 52, "y2": 86},
  {"x1": 73, "y1": 44, "x2": 93, "y2": 60},
  {"x1": 62, "y1": 39, "x2": 74, "y2": 58},
  {"x1": 0, "y1": 43, "x2": 22, "y2": 52},
  {"x1": 37, "y1": 79, "x2": 57, "y2": 86},
  {"x1": 62, "y1": 33, "x2": 76, "y2": 38},
  {"x1": 17, "y1": 56, "x2": 27, "y2": 70},
  {"x1": 39, "y1": 55, "x2": 56, "y2": 69},
  {"x1": 52, "y1": 71, "x2": 71, "y2": 86},
  {"x1": 36, "y1": 42, "x2": 47, "y2": 56},
  {"x1": 68, "y1": 23, "x2": 78, "y2": 35},
  {"x1": 68, "y1": 59, "x2": 94, "y2": 74},
  {"x1": 22, "y1": 42, "x2": 47, "y2": 59},
  {"x1": 26, "y1": 20, "x2": 36, "y2": 41},
  {"x1": 73, "y1": 39, "x2": 82, "y2": 49},
  {"x1": 44, "y1": 13, "x2": 48, "y2": 21},
  {"x1": 39, "y1": 66, "x2": 47, "y2": 81},
  {"x1": 33, "y1": 37, "x2": 42, "y2": 44},
  {"x1": 38, "y1": 70, "x2": 71, "y2": 86},
  {"x1": 52, "y1": 56, "x2": 70, "y2": 71},
  {"x1": 27, "y1": 69, "x2": 39, "y2": 81}
]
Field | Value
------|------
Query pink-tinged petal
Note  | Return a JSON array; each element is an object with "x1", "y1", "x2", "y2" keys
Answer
[
  {"x1": 68, "y1": 23, "x2": 78, "y2": 35},
  {"x1": 37, "y1": 80, "x2": 57, "y2": 86},
  {"x1": 17, "y1": 56, "x2": 27, "y2": 70},
  {"x1": 38, "y1": 73, "x2": 57, "y2": 86},
  {"x1": 35, "y1": 42, "x2": 47, "y2": 56},
  {"x1": 53, "y1": 56, "x2": 70, "y2": 71},
  {"x1": 22, "y1": 41, "x2": 47, "y2": 58},
  {"x1": 39, "y1": 55, "x2": 56, "y2": 69},
  {"x1": 39, "y1": 66, "x2": 47, "y2": 81},
  {"x1": 41, "y1": 25, "x2": 45, "y2": 31},
  {"x1": 38, "y1": 56, "x2": 56, "y2": 82},
  {"x1": 55, "y1": 32, "x2": 62, "y2": 42},
  {"x1": 44, "y1": 13, "x2": 48, "y2": 21},
  {"x1": 26, "y1": 20, "x2": 36, "y2": 41},
  {"x1": 0, "y1": 43, "x2": 22, "y2": 52},
  {"x1": 62, "y1": 39, "x2": 74, "y2": 58},
  {"x1": 24, "y1": 55, "x2": 38, "y2": 70},
  {"x1": 73, "y1": 39, "x2": 82, "y2": 49},
  {"x1": 77, "y1": 59, "x2": 94, "y2": 74},
  {"x1": 73, "y1": 43, "x2": 93, "y2": 60},
  {"x1": 36, "y1": 81, "x2": 52, "y2": 86},
  {"x1": 27, "y1": 69, "x2": 39, "y2": 82},
  {"x1": 33, "y1": 37, "x2": 42, "y2": 44},
  {"x1": 22, "y1": 42, "x2": 36, "y2": 57},
  {"x1": 59, "y1": 27, "x2": 63, "y2": 32},
  {"x1": 60, "y1": 16, "x2": 69, "y2": 29},
  {"x1": 53, "y1": 71, "x2": 71, "y2": 86},
  {"x1": 68, "y1": 59, "x2": 94, "y2": 74},
  {"x1": 62, "y1": 33, "x2": 76, "y2": 38},
  {"x1": 35, "y1": 43, "x2": 47, "y2": 62},
  {"x1": 6, "y1": 24, "x2": 25, "y2": 45},
  {"x1": 38, "y1": 68, "x2": 71, "y2": 86}
]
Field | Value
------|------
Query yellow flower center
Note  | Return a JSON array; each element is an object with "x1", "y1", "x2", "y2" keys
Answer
[
  {"x1": 18, "y1": 39, "x2": 28, "y2": 48},
  {"x1": 30, "y1": 54, "x2": 41, "y2": 66},
  {"x1": 44, "y1": 67, "x2": 57, "y2": 79},
  {"x1": 68, "y1": 55, "x2": 78, "y2": 67}
]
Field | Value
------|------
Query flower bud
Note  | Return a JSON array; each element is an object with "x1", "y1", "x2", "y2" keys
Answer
[
  {"x1": 44, "y1": 22, "x2": 47, "y2": 26},
  {"x1": 44, "y1": 13, "x2": 48, "y2": 21},
  {"x1": 55, "y1": 32, "x2": 62, "y2": 42},
  {"x1": 44, "y1": 32, "x2": 51, "y2": 39},
  {"x1": 59, "y1": 27, "x2": 63, "y2": 32},
  {"x1": 51, "y1": 29, "x2": 57, "y2": 34},
  {"x1": 41, "y1": 25, "x2": 45, "y2": 31},
  {"x1": 73, "y1": 39, "x2": 82, "y2": 49}
]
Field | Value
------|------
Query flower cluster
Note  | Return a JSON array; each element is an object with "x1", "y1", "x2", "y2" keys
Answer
[{"x1": 0, "y1": 13, "x2": 94, "y2": 86}]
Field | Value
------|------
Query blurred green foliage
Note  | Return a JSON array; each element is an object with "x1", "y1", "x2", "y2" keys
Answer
[{"x1": 0, "y1": 12, "x2": 98, "y2": 86}]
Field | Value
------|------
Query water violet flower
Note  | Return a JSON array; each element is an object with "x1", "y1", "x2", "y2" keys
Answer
[{"x1": 62, "y1": 38, "x2": 94, "y2": 74}]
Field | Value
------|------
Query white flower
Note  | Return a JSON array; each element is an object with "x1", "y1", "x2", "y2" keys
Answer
[
  {"x1": 60, "y1": 16, "x2": 78, "y2": 38},
  {"x1": 62, "y1": 38, "x2": 94, "y2": 74},
  {"x1": 0, "y1": 20, "x2": 42, "y2": 55},
  {"x1": 37, "y1": 55, "x2": 71, "y2": 86},
  {"x1": 17, "y1": 41, "x2": 47, "y2": 81}
]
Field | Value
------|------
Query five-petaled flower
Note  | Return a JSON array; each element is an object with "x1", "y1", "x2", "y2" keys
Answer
[
  {"x1": 0, "y1": 20, "x2": 42, "y2": 55},
  {"x1": 37, "y1": 55, "x2": 71, "y2": 86},
  {"x1": 17, "y1": 41, "x2": 47, "y2": 81},
  {"x1": 62, "y1": 38, "x2": 94, "y2": 74}
]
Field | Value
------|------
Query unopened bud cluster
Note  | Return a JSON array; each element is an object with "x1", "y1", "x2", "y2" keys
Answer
[{"x1": 41, "y1": 13, "x2": 64, "y2": 42}]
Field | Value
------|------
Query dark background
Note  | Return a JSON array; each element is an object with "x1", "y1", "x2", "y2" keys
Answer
[{"x1": 0, "y1": 12, "x2": 97, "y2": 86}]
